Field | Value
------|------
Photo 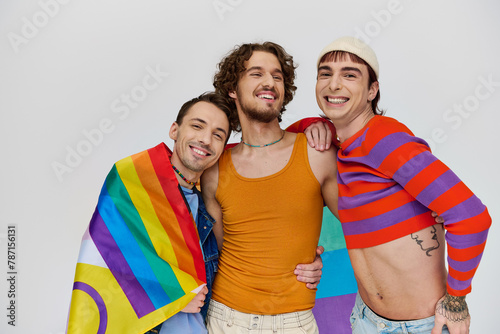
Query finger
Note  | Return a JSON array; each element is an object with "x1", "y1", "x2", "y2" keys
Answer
[
  {"x1": 306, "y1": 281, "x2": 319, "y2": 289},
  {"x1": 311, "y1": 127, "x2": 320, "y2": 146},
  {"x1": 430, "y1": 324, "x2": 442, "y2": 334},
  {"x1": 295, "y1": 268, "x2": 322, "y2": 278},
  {"x1": 297, "y1": 273, "x2": 320, "y2": 283},
  {"x1": 431, "y1": 318, "x2": 447, "y2": 334},
  {"x1": 316, "y1": 245, "x2": 325, "y2": 255},
  {"x1": 317, "y1": 123, "x2": 328, "y2": 150},
  {"x1": 325, "y1": 123, "x2": 332, "y2": 150},
  {"x1": 304, "y1": 128, "x2": 316, "y2": 148},
  {"x1": 312, "y1": 126, "x2": 325, "y2": 151},
  {"x1": 297, "y1": 261, "x2": 321, "y2": 271}
]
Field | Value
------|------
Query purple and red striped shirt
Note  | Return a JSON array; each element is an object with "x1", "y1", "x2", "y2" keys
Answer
[{"x1": 337, "y1": 115, "x2": 491, "y2": 296}]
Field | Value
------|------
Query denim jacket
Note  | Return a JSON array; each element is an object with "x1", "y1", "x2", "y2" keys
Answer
[{"x1": 191, "y1": 187, "x2": 219, "y2": 319}]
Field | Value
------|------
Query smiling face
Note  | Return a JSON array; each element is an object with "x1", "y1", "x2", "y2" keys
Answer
[
  {"x1": 229, "y1": 51, "x2": 285, "y2": 124},
  {"x1": 169, "y1": 101, "x2": 229, "y2": 176},
  {"x1": 316, "y1": 53, "x2": 379, "y2": 130}
]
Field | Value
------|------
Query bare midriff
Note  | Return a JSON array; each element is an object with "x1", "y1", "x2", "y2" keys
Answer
[{"x1": 350, "y1": 224, "x2": 448, "y2": 320}]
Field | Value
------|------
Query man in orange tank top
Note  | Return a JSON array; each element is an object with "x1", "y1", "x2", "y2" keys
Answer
[{"x1": 201, "y1": 42, "x2": 339, "y2": 334}]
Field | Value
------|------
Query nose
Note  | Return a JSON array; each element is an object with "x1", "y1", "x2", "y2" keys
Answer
[
  {"x1": 262, "y1": 72, "x2": 275, "y2": 88},
  {"x1": 198, "y1": 129, "x2": 212, "y2": 145},
  {"x1": 328, "y1": 74, "x2": 342, "y2": 91}
]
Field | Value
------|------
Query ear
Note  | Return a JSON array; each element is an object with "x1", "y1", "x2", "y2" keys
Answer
[
  {"x1": 169, "y1": 122, "x2": 179, "y2": 141},
  {"x1": 368, "y1": 81, "x2": 379, "y2": 101},
  {"x1": 228, "y1": 89, "x2": 237, "y2": 100}
]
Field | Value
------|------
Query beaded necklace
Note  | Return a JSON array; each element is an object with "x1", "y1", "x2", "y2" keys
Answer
[
  {"x1": 171, "y1": 163, "x2": 198, "y2": 186},
  {"x1": 241, "y1": 130, "x2": 285, "y2": 148}
]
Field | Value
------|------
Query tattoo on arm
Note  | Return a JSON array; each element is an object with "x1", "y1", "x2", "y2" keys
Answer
[
  {"x1": 436, "y1": 294, "x2": 470, "y2": 322},
  {"x1": 411, "y1": 226, "x2": 440, "y2": 256}
]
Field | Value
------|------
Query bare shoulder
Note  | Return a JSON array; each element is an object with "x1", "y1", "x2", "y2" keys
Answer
[
  {"x1": 200, "y1": 161, "x2": 219, "y2": 200},
  {"x1": 200, "y1": 161, "x2": 224, "y2": 250},
  {"x1": 307, "y1": 143, "x2": 338, "y2": 183}
]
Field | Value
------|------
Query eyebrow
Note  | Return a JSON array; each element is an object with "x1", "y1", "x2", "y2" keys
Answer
[
  {"x1": 318, "y1": 65, "x2": 363, "y2": 75},
  {"x1": 342, "y1": 66, "x2": 362, "y2": 74},
  {"x1": 190, "y1": 118, "x2": 228, "y2": 138},
  {"x1": 246, "y1": 66, "x2": 284, "y2": 76}
]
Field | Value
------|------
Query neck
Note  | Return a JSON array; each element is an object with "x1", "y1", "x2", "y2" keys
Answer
[
  {"x1": 335, "y1": 110, "x2": 375, "y2": 144},
  {"x1": 239, "y1": 113, "x2": 284, "y2": 147},
  {"x1": 170, "y1": 155, "x2": 200, "y2": 187}
]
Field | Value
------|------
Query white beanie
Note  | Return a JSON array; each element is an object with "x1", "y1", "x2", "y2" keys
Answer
[{"x1": 317, "y1": 36, "x2": 379, "y2": 79}]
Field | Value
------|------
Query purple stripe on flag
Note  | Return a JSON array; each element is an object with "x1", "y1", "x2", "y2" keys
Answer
[
  {"x1": 415, "y1": 169, "x2": 460, "y2": 206},
  {"x1": 313, "y1": 294, "x2": 356, "y2": 334},
  {"x1": 89, "y1": 208, "x2": 156, "y2": 317},
  {"x1": 73, "y1": 281, "x2": 108, "y2": 334},
  {"x1": 341, "y1": 201, "x2": 429, "y2": 235},
  {"x1": 447, "y1": 273, "x2": 473, "y2": 291},
  {"x1": 441, "y1": 195, "x2": 487, "y2": 225},
  {"x1": 446, "y1": 228, "x2": 489, "y2": 250},
  {"x1": 448, "y1": 253, "x2": 484, "y2": 273}
]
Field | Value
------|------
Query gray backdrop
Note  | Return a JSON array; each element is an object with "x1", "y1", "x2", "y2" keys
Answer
[{"x1": 1, "y1": 0, "x2": 499, "y2": 333}]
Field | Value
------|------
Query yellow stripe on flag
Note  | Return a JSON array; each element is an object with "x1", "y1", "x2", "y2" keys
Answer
[
  {"x1": 115, "y1": 156, "x2": 198, "y2": 293},
  {"x1": 67, "y1": 263, "x2": 196, "y2": 334}
]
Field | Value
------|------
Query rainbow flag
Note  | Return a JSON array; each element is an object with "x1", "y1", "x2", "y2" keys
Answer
[
  {"x1": 67, "y1": 143, "x2": 206, "y2": 334},
  {"x1": 313, "y1": 207, "x2": 357, "y2": 333},
  {"x1": 286, "y1": 118, "x2": 357, "y2": 333}
]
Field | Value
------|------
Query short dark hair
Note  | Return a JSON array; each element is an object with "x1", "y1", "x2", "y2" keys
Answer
[
  {"x1": 319, "y1": 51, "x2": 383, "y2": 115},
  {"x1": 213, "y1": 42, "x2": 298, "y2": 132},
  {"x1": 176, "y1": 92, "x2": 233, "y2": 143}
]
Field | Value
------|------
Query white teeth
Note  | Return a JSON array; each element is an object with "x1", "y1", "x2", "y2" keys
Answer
[
  {"x1": 258, "y1": 94, "x2": 275, "y2": 100},
  {"x1": 192, "y1": 148, "x2": 207, "y2": 156},
  {"x1": 327, "y1": 97, "x2": 348, "y2": 104}
]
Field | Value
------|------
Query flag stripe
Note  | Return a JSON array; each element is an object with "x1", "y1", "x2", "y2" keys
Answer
[
  {"x1": 117, "y1": 156, "x2": 187, "y2": 298},
  {"x1": 148, "y1": 145, "x2": 206, "y2": 281},
  {"x1": 98, "y1": 179, "x2": 170, "y2": 312},
  {"x1": 90, "y1": 203, "x2": 157, "y2": 317}
]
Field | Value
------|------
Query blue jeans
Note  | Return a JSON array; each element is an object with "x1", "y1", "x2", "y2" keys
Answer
[
  {"x1": 145, "y1": 313, "x2": 207, "y2": 334},
  {"x1": 350, "y1": 293, "x2": 449, "y2": 334}
]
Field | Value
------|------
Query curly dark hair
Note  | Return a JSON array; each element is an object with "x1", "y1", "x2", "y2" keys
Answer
[{"x1": 213, "y1": 42, "x2": 298, "y2": 132}]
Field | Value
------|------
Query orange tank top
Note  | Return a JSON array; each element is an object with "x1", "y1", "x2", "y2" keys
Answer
[{"x1": 212, "y1": 133, "x2": 323, "y2": 314}]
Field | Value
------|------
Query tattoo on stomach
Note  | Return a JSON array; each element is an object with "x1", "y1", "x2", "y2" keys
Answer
[{"x1": 410, "y1": 226, "x2": 440, "y2": 256}]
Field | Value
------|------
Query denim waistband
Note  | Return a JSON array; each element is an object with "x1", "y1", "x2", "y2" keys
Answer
[{"x1": 353, "y1": 293, "x2": 445, "y2": 333}]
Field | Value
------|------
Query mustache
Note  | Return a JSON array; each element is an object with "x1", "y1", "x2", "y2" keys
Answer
[{"x1": 257, "y1": 87, "x2": 278, "y2": 96}]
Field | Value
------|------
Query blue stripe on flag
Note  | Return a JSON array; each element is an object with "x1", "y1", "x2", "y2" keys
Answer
[
  {"x1": 97, "y1": 185, "x2": 170, "y2": 308},
  {"x1": 316, "y1": 248, "x2": 357, "y2": 298}
]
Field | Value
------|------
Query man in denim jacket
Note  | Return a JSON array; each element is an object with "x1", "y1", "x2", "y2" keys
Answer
[{"x1": 144, "y1": 92, "x2": 232, "y2": 333}]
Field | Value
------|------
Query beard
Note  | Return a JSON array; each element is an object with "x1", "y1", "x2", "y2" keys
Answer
[{"x1": 236, "y1": 88, "x2": 282, "y2": 124}]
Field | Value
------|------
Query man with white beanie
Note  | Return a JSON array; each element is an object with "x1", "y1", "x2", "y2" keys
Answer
[{"x1": 313, "y1": 36, "x2": 491, "y2": 334}]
